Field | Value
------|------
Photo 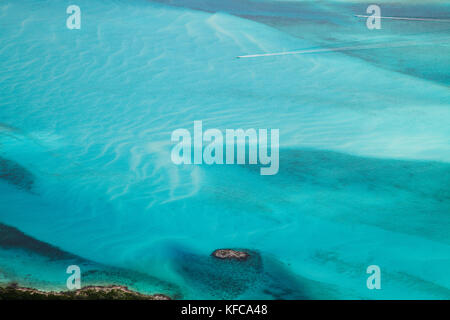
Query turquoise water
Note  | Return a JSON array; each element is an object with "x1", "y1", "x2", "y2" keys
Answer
[{"x1": 0, "y1": 0, "x2": 449, "y2": 299}]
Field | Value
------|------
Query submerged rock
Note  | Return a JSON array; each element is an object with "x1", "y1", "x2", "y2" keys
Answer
[
  {"x1": 0, "y1": 284, "x2": 171, "y2": 300},
  {"x1": 211, "y1": 249, "x2": 250, "y2": 261}
]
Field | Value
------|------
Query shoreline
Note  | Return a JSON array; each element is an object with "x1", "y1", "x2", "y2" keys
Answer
[{"x1": 0, "y1": 283, "x2": 171, "y2": 300}]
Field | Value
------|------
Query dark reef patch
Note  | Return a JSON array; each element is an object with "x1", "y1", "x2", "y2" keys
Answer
[
  {"x1": 173, "y1": 248, "x2": 263, "y2": 299},
  {"x1": 0, "y1": 223, "x2": 78, "y2": 261},
  {"x1": 0, "y1": 157, "x2": 34, "y2": 191},
  {"x1": 241, "y1": 148, "x2": 450, "y2": 244},
  {"x1": 172, "y1": 247, "x2": 313, "y2": 299}
]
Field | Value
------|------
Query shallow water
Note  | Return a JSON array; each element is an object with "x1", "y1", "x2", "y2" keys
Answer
[{"x1": 0, "y1": 0, "x2": 449, "y2": 299}]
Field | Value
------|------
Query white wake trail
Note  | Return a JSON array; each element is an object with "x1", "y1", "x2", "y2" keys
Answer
[
  {"x1": 355, "y1": 15, "x2": 450, "y2": 22},
  {"x1": 236, "y1": 38, "x2": 450, "y2": 58}
]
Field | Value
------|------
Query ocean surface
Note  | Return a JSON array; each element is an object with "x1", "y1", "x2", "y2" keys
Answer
[{"x1": 0, "y1": 0, "x2": 449, "y2": 299}]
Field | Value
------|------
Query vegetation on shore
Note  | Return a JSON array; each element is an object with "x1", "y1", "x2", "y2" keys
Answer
[{"x1": 0, "y1": 283, "x2": 171, "y2": 300}]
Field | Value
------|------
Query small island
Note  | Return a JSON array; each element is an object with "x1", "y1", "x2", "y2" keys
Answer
[
  {"x1": 211, "y1": 249, "x2": 250, "y2": 261},
  {"x1": 0, "y1": 283, "x2": 171, "y2": 300}
]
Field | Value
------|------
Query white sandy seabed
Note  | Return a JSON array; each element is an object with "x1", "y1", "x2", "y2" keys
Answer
[{"x1": 0, "y1": 0, "x2": 449, "y2": 299}]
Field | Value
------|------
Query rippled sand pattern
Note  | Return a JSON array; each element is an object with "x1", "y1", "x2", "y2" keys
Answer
[{"x1": 0, "y1": 0, "x2": 449, "y2": 299}]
